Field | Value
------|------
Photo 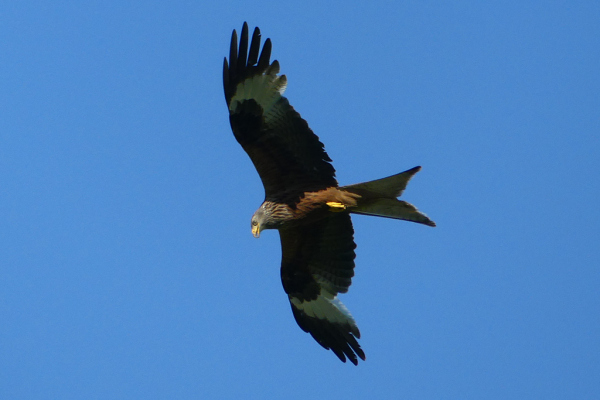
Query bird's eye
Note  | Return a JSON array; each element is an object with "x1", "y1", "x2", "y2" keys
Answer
[{"x1": 251, "y1": 220, "x2": 258, "y2": 226}]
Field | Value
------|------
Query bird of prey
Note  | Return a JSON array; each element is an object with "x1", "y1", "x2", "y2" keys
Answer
[{"x1": 223, "y1": 22, "x2": 435, "y2": 365}]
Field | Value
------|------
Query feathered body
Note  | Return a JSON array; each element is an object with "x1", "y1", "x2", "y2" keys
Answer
[{"x1": 224, "y1": 23, "x2": 435, "y2": 365}]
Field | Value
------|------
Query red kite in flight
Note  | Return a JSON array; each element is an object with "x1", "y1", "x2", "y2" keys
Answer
[{"x1": 223, "y1": 23, "x2": 435, "y2": 365}]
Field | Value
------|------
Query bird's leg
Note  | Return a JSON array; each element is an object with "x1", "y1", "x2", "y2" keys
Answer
[{"x1": 326, "y1": 202, "x2": 347, "y2": 212}]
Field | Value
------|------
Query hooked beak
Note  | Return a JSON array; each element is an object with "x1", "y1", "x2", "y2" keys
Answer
[{"x1": 252, "y1": 224, "x2": 261, "y2": 238}]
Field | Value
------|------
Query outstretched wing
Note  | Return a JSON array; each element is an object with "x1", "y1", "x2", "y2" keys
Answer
[
  {"x1": 223, "y1": 22, "x2": 337, "y2": 197},
  {"x1": 279, "y1": 212, "x2": 365, "y2": 365}
]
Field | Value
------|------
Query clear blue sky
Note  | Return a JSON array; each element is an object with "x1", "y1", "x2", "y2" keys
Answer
[{"x1": 2, "y1": 1, "x2": 599, "y2": 399}]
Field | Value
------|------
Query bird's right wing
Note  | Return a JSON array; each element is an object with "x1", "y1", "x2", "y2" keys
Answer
[{"x1": 224, "y1": 22, "x2": 338, "y2": 198}]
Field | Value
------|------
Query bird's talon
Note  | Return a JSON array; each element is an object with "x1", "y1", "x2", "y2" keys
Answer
[{"x1": 326, "y1": 202, "x2": 347, "y2": 211}]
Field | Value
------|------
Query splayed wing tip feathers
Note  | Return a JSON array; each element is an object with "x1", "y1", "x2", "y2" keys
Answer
[{"x1": 290, "y1": 294, "x2": 365, "y2": 365}]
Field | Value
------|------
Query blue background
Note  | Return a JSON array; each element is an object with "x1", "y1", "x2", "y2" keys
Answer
[{"x1": 1, "y1": 1, "x2": 598, "y2": 398}]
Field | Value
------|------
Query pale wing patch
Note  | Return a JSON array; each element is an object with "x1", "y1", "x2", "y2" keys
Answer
[
  {"x1": 290, "y1": 290, "x2": 359, "y2": 334},
  {"x1": 229, "y1": 72, "x2": 288, "y2": 124}
]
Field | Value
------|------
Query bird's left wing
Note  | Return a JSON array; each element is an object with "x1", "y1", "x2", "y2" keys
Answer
[
  {"x1": 223, "y1": 23, "x2": 337, "y2": 197},
  {"x1": 279, "y1": 212, "x2": 365, "y2": 365}
]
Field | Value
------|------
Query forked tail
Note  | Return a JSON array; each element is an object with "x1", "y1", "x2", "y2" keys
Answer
[{"x1": 340, "y1": 166, "x2": 436, "y2": 227}]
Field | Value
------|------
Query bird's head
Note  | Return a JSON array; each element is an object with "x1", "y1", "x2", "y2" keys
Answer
[
  {"x1": 251, "y1": 202, "x2": 284, "y2": 237},
  {"x1": 251, "y1": 205, "x2": 267, "y2": 238}
]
